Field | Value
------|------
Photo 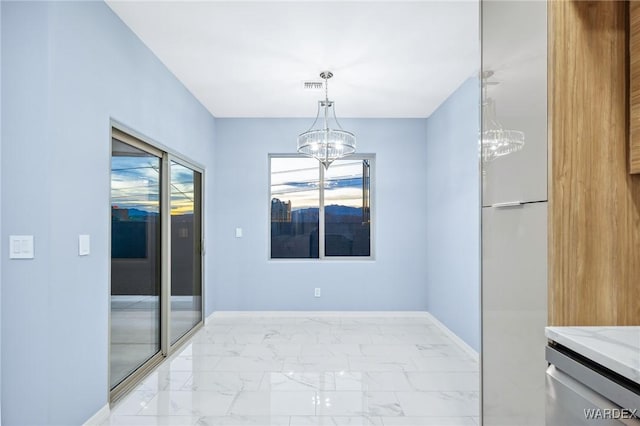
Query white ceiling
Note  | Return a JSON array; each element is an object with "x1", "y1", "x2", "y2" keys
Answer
[{"x1": 106, "y1": 1, "x2": 479, "y2": 118}]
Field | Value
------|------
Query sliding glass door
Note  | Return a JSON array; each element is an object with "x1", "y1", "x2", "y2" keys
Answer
[
  {"x1": 110, "y1": 139, "x2": 162, "y2": 390},
  {"x1": 170, "y1": 161, "x2": 203, "y2": 345},
  {"x1": 110, "y1": 129, "x2": 204, "y2": 399}
]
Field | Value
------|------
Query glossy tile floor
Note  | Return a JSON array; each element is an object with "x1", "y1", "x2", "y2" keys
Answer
[
  {"x1": 102, "y1": 314, "x2": 479, "y2": 426},
  {"x1": 111, "y1": 295, "x2": 203, "y2": 387}
]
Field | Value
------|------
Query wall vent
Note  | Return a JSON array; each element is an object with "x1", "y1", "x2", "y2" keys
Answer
[{"x1": 302, "y1": 81, "x2": 324, "y2": 91}]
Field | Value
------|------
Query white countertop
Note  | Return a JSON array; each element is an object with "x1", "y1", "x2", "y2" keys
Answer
[{"x1": 546, "y1": 326, "x2": 640, "y2": 385}]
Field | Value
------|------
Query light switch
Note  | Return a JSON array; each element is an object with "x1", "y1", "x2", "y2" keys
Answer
[
  {"x1": 9, "y1": 235, "x2": 34, "y2": 259},
  {"x1": 235, "y1": 227, "x2": 243, "y2": 238},
  {"x1": 79, "y1": 234, "x2": 90, "y2": 256}
]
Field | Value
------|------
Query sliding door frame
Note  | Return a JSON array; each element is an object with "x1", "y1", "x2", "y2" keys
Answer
[{"x1": 109, "y1": 122, "x2": 206, "y2": 403}]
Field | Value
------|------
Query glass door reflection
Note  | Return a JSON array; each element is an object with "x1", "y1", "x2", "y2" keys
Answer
[
  {"x1": 170, "y1": 161, "x2": 202, "y2": 345},
  {"x1": 110, "y1": 139, "x2": 162, "y2": 390}
]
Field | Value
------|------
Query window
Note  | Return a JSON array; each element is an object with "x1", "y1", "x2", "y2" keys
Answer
[{"x1": 270, "y1": 155, "x2": 373, "y2": 259}]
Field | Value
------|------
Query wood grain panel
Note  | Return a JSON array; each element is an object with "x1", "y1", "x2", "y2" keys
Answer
[
  {"x1": 548, "y1": 0, "x2": 640, "y2": 326},
  {"x1": 631, "y1": 2, "x2": 640, "y2": 173}
]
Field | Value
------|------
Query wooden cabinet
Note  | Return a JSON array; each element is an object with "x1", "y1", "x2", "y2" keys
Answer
[
  {"x1": 548, "y1": 0, "x2": 640, "y2": 325},
  {"x1": 630, "y1": 1, "x2": 640, "y2": 174}
]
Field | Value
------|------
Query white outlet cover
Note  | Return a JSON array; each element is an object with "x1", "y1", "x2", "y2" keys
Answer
[{"x1": 235, "y1": 228, "x2": 243, "y2": 238}]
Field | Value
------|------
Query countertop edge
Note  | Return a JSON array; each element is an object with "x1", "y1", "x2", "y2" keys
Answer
[{"x1": 545, "y1": 326, "x2": 640, "y2": 385}]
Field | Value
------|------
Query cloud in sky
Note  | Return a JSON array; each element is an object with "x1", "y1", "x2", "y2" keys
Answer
[
  {"x1": 171, "y1": 161, "x2": 196, "y2": 215},
  {"x1": 111, "y1": 157, "x2": 160, "y2": 212},
  {"x1": 271, "y1": 158, "x2": 365, "y2": 210},
  {"x1": 112, "y1": 156, "x2": 196, "y2": 215}
]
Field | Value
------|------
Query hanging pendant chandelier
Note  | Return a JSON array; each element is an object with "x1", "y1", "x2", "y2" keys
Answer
[
  {"x1": 481, "y1": 71, "x2": 525, "y2": 162},
  {"x1": 297, "y1": 71, "x2": 356, "y2": 169}
]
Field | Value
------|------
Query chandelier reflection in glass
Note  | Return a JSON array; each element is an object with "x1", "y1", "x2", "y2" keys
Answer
[
  {"x1": 482, "y1": 71, "x2": 525, "y2": 162},
  {"x1": 297, "y1": 71, "x2": 356, "y2": 169}
]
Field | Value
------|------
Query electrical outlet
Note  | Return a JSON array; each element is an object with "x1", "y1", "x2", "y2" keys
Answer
[{"x1": 314, "y1": 288, "x2": 321, "y2": 297}]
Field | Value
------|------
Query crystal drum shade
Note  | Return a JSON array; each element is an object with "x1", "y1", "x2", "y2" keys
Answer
[
  {"x1": 297, "y1": 72, "x2": 356, "y2": 168},
  {"x1": 297, "y1": 125, "x2": 356, "y2": 169}
]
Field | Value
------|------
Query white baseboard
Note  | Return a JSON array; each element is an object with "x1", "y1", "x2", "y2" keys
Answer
[
  {"x1": 207, "y1": 311, "x2": 431, "y2": 318},
  {"x1": 83, "y1": 403, "x2": 110, "y2": 426},
  {"x1": 205, "y1": 310, "x2": 216, "y2": 324},
  {"x1": 424, "y1": 312, "x2": 479, "y2": 362}
]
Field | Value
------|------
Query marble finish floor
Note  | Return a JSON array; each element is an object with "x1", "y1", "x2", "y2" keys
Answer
[
  {"x1": 102, "y1": 313, "x2": 479, "y2": 426},
  {"x1": 111, "y1": 295, "x2": 202, "y2": 387}
]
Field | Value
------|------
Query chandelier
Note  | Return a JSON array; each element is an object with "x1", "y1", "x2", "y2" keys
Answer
[
  {"x1": 482, "y1": 71, "x2": 525, "y2": 162},
  {"x1": 297, "y1": 71, "x2": 356, "y2": 169}
]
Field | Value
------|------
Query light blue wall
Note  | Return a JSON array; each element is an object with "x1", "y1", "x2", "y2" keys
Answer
[
  {"x1": 212, "y1": 118, "x2": 429, "y2": 311},
  {"x1": 0, "y1": 1, "x2": 3, "y2": 421},
  {"x1": 425, "y1": 77, "x2": 480, "y2": 352},
  {"x1": 1, "y1": 2, "x2": 215, "y2": 424}
]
